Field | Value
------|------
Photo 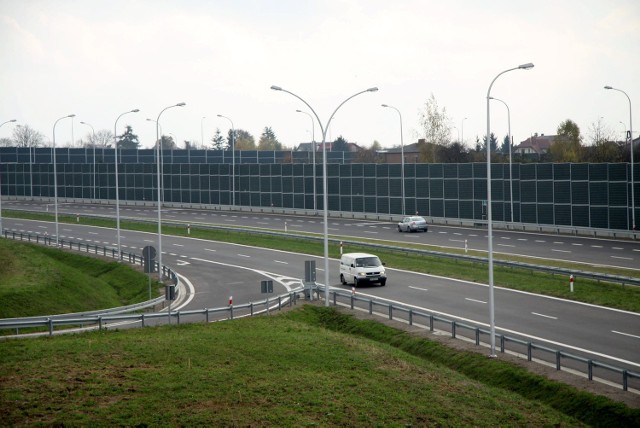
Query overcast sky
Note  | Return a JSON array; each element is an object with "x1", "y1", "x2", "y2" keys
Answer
[{"x1": 1, "y1": 0, "x2": 638, "y2": 150}]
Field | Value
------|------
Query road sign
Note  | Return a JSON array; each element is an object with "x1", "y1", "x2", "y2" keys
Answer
[{"x1": 143, "y1": 245, "x2": 157, "y2": 273}]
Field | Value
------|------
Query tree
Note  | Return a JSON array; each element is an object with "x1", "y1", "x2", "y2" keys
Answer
[
  {"x1": 355, "y1": 140, "x2": 383, "y2": 163},
  {"x1": 157, "y1": 135, "x2": 177, "y2": 150},
  {"x1": 228, "y1": 129, "x2": 255, "y2": 150},
  {"x1": 418, "y1": 93, "x2": 452, "y2": 161},
  {"x1": 83, "y1": 129, "x2": 114, "y2": 148},
  {"x1": 482, "y1": 132, "x2": 499, "y2": 153},
  {"x1": 211, "y1": 128, "x2": 227, "y2": 150},
  {"x1": 550, "y1": 119, "x2": 582, "y2": 162},
  {"x1": 0, "y1": 137, "x2": 12, "y2": 147},
  {"x1": 500, "y1": 134, "x2": 511, "y2": 155},
  {"x1": 258, "y1": 126, "x2": 282, "y2": 150},
  {"x1": 116, "y1": 125, "x2": 140, "y2": 149},
  {"x1": 12, "y1": 124, "x2": 44, "y2": 147},
  {"x1": 332, "y1": 136, "x2": 349, "y2": 152}
]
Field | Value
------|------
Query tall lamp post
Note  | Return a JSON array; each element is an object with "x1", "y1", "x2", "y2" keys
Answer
[
  {"x1": 114, "y1": 109, "x2": 140, "y2": 260},
  {"x1": 461, "y1": 117, "x2": 468, "y2": 146},
  {"x1": 381, "y1": 104, "x2": 405, "y2": 215},
  {"x1": 156, "y1": 103, "x2": 186, "y2": 281},
  {"x1": 217, "y1": 114, "x2": 235, "y2": 208},
  {"x1": 296, "y1": 109, "x2": 317, "y2": 212},
  {"x1": 489, "y1": 97, "x2": 514, "y2": 222},
  {"x1": 0, "y1": 119, "x2": 17, "y2": 234},
  {"x1": 486, "y1": 63, "x2": 534, "y2": 357},
  {"x1": 201, "y1": 116, "x2": 207, "y2": 148},
  {"x1": 52, "y1": 114, "x2": 76, "y2": 247},
  {"x1": 79, "y1": 121, "x2": 96, "y2": 201},
  {"x1": 605, "y1": 86, "x2": 635, "y2": 230},
  {"x1": 271, "y1": 85, "x2": 378, "y2": 306}
]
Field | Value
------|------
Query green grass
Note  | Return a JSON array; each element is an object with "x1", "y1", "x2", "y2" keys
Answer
[
  {"x1": 2, "y1": 305, "x2": 637, "y2": 426},
  {"x1": 0, "y1": 238, "x2": 155, "y2": 318},
  {"x1": 5, "y1": 209, "x2": 640, "y2": 313}
]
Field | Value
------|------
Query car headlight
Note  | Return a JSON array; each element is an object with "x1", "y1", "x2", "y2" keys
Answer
[{"x1": 358, "y1": 272, "x2": 367, "y2": 276}]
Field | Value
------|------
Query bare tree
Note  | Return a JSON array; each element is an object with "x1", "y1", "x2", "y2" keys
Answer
[
  {"x1": 587, "y1": 118, "x2": 614, "y2": 146},
  {"x1": 88, "y1": 129, "x2": 115, "y2": 148},
  {"x1": 417, "y1": 93, "x2": 452, "y2": 162},
  {"x1": 12, "y1": 124, "x2": 45, "y2": 147}
]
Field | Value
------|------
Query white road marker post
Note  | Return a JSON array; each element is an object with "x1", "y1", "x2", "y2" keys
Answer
[{"x1": 569, "y1": 275, "x2": 574, "y2": 293}]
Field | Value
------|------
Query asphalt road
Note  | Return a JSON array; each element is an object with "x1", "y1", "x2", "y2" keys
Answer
[
  {"x1": 5, "y1": 200, "x2": 640, "y2": 271},
  {"x1": 3, "y1": 216, "x2": 640, "y2": 374}
]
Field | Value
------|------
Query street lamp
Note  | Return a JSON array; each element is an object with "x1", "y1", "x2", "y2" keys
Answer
[
  {"x1": 201, "y1": 116, "x2": 207, "y2": 148},
  {"x1": 461, "y1": 117, "x2": 468, "y2": 146},
  {"x1": 489, "y1": 96, "x2": 514, "y2": 223},
  {"x1": 486, "y1": 63, "x2": 534, "y2": 357},
  {"x1": 52, "y1": 114, "x2": 76, "y2": 246},
  {"x1": 0, "y1": 119, "x2": 17, "y2": 234},
  {"x1": 619, "y1": 121, "x2": 627, "y2": 142},
  {"x1": 381, "y1": 104, "x2": 405, "y2": 215},
  {"x1": 156, "y1": 102, "x2": 186, "y2": 282},
  {"x1": 271, "y1": 84, "x2": 378, "y2": 306},
  {"x1": 296, "y1": 109, "x2": 317, "y2": 212},
  {"x1": 79, "y1": 121, "x2": 96, "y2": 202},
  {"x1": 605, "y1": 86, "x2": 635, "y2": 230},
  {"x1": 146, "y1": 118, "x2": 163, "y2": 139},
  {"x1": 217, "y1": 114, "x2": 235, "y2": 208},
  {"x1": 114, "y1": 109, "x2": 140, "y2": 260}
]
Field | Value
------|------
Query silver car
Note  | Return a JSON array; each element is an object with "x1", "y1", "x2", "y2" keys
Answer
[{"x1": 397, "y1": 216, "x2": 428, "y2": 233}]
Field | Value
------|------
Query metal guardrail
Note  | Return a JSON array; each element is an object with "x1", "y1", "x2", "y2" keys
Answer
[
  {"x1": 0, "y1": 289, "x2": 303, "y2": 336},
  {"x1": 328, "y1": 288, "x2": 640, "y2": 393}
]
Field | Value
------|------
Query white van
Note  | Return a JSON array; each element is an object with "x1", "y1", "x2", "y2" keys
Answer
[{"x1": 339, "y1": 253, "x2": 386, "y2": 287}]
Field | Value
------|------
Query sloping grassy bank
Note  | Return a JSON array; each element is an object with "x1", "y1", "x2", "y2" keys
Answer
[
  {"x1": 2, "y1": 305, "x2": 637, "y2": 426},
  {"x1": 0, "y1": 239, "x2": 152, "y2": 318}
]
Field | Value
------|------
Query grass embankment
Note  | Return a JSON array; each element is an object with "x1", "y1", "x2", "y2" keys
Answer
[
  {"x1": 1, "y1": 305, "x2": 638, "y2": 426},
  {"x1": 0, "y1": 238, "x2": 152, "y2": 318},
  {"x1": 6, "y1": 209, "x2": 640, "y2": 313}
]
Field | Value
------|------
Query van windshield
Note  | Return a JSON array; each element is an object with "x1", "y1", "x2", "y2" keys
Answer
[{"x1": 356, "y1": 257, "x2": 382, "y2": 267}]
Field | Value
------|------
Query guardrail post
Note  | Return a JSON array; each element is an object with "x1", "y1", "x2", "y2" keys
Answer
[
  {"x1": 451, "y1": 321, "x2": 456, "y2": 338},
  {"x1": 98, "y1": 316, "x2": 103, "y2": 330},
  {"x1": 368, "y1": 300, "x2": 373, "y2": 314},
  {"x1": 556, "y1": 351, "x2": 561, "y2": 370},
  {"x1": 527, "y1": 342, "x2": 532, "y2": 361},
  {"x1": 475, "y1": 328, "x2": 480, "y2": 345},
  {"x1": 229, "y1": 305, "x2": 234, "y2": 320},
  {"x1": 588, "y1": 360, "x2": 593, "y2": 381},
  {"x1": 429, "y1": 315, "x2": 434, "y2": 331},
  {"x1": 177, "y1": 311, "x2": 181, "y2": 325},
  {"x1": 409, "y1": 309, "x2": 413, "y2": 326},
  {"x1": 500, "y1": 335, "x2": 505, "y2": 353},
  {"x1": 350, "y1": 295, "x2": 354, "y2": 309},
  {"x1": 278, "y1": 296, "x2": 282, "y2": 311},
  {"x1": 388, "y1": 304, "x2": 393, "y2": 320},
  {"x1": 623, "y1": 370, "x2": 628, "y2": 391},
  {"x1": 142, "y1": 314, "x2": 146, "y2": 327},
  {"x1": 266, "y1": 298, "x2": 270, "y2": 315},
  {"x1": 48, "y1": 318, "x2": 53, "y2": 336},
  {"x1": 250, "y1": 303, "x2": 254, "y2": 317}
]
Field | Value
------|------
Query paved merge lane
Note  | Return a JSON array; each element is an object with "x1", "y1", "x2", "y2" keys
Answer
[
  {"x1": 5, "y1": 200, "x2": 640, "y2": 270},
  {"x1": 4, "y1": 217, "x2": 640, "y2": 373}
]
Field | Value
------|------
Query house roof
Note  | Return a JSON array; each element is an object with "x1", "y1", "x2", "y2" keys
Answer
[{"x1": 515, "y1": 134, "x2": 557, "y2": 154}]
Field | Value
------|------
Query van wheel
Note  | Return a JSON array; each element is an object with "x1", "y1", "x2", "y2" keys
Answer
[
  {"x1": 397, "y1": 225, "x2": 402, "y2": 232},
  {"x1": 353, "y1": 278, "x2": 358, "y2": 288},
  {"x1": 380, "y1": 280, "x2": 386, "y2": 286},
  {"x1": 340, "y1": 274, "x2": 346, "y2": 285}
]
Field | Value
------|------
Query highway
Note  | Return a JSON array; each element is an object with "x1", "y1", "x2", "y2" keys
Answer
[
  {"x1": 3, "y1": 215, "x2": 640, "y2": 375},
  {"x1": 4, "y1": 200, "x2": 640, "y2": 271}
]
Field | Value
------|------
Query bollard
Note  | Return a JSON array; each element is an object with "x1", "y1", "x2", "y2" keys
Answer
[
  {"x1": 229, "y1": 295, "x2": 233, "y2": 306},
  {"x1": 569, "y1": 274, "x2": 574, "y2": 293},
  {"x1": 76, "y1": 214, "x2": 80, "y2": 223},
  {"x1": 187, "y1": 224, "x2": 191, "y2": 235},
  {"x1": 464, "y1": 239, "x2": 468, "y2": 253},
  {"x1": 284, "y1": 221, "x2": 287, "y2": 232},
  {"x1": 340, "y1": 241, "x2": 343, "y2": 255}
]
